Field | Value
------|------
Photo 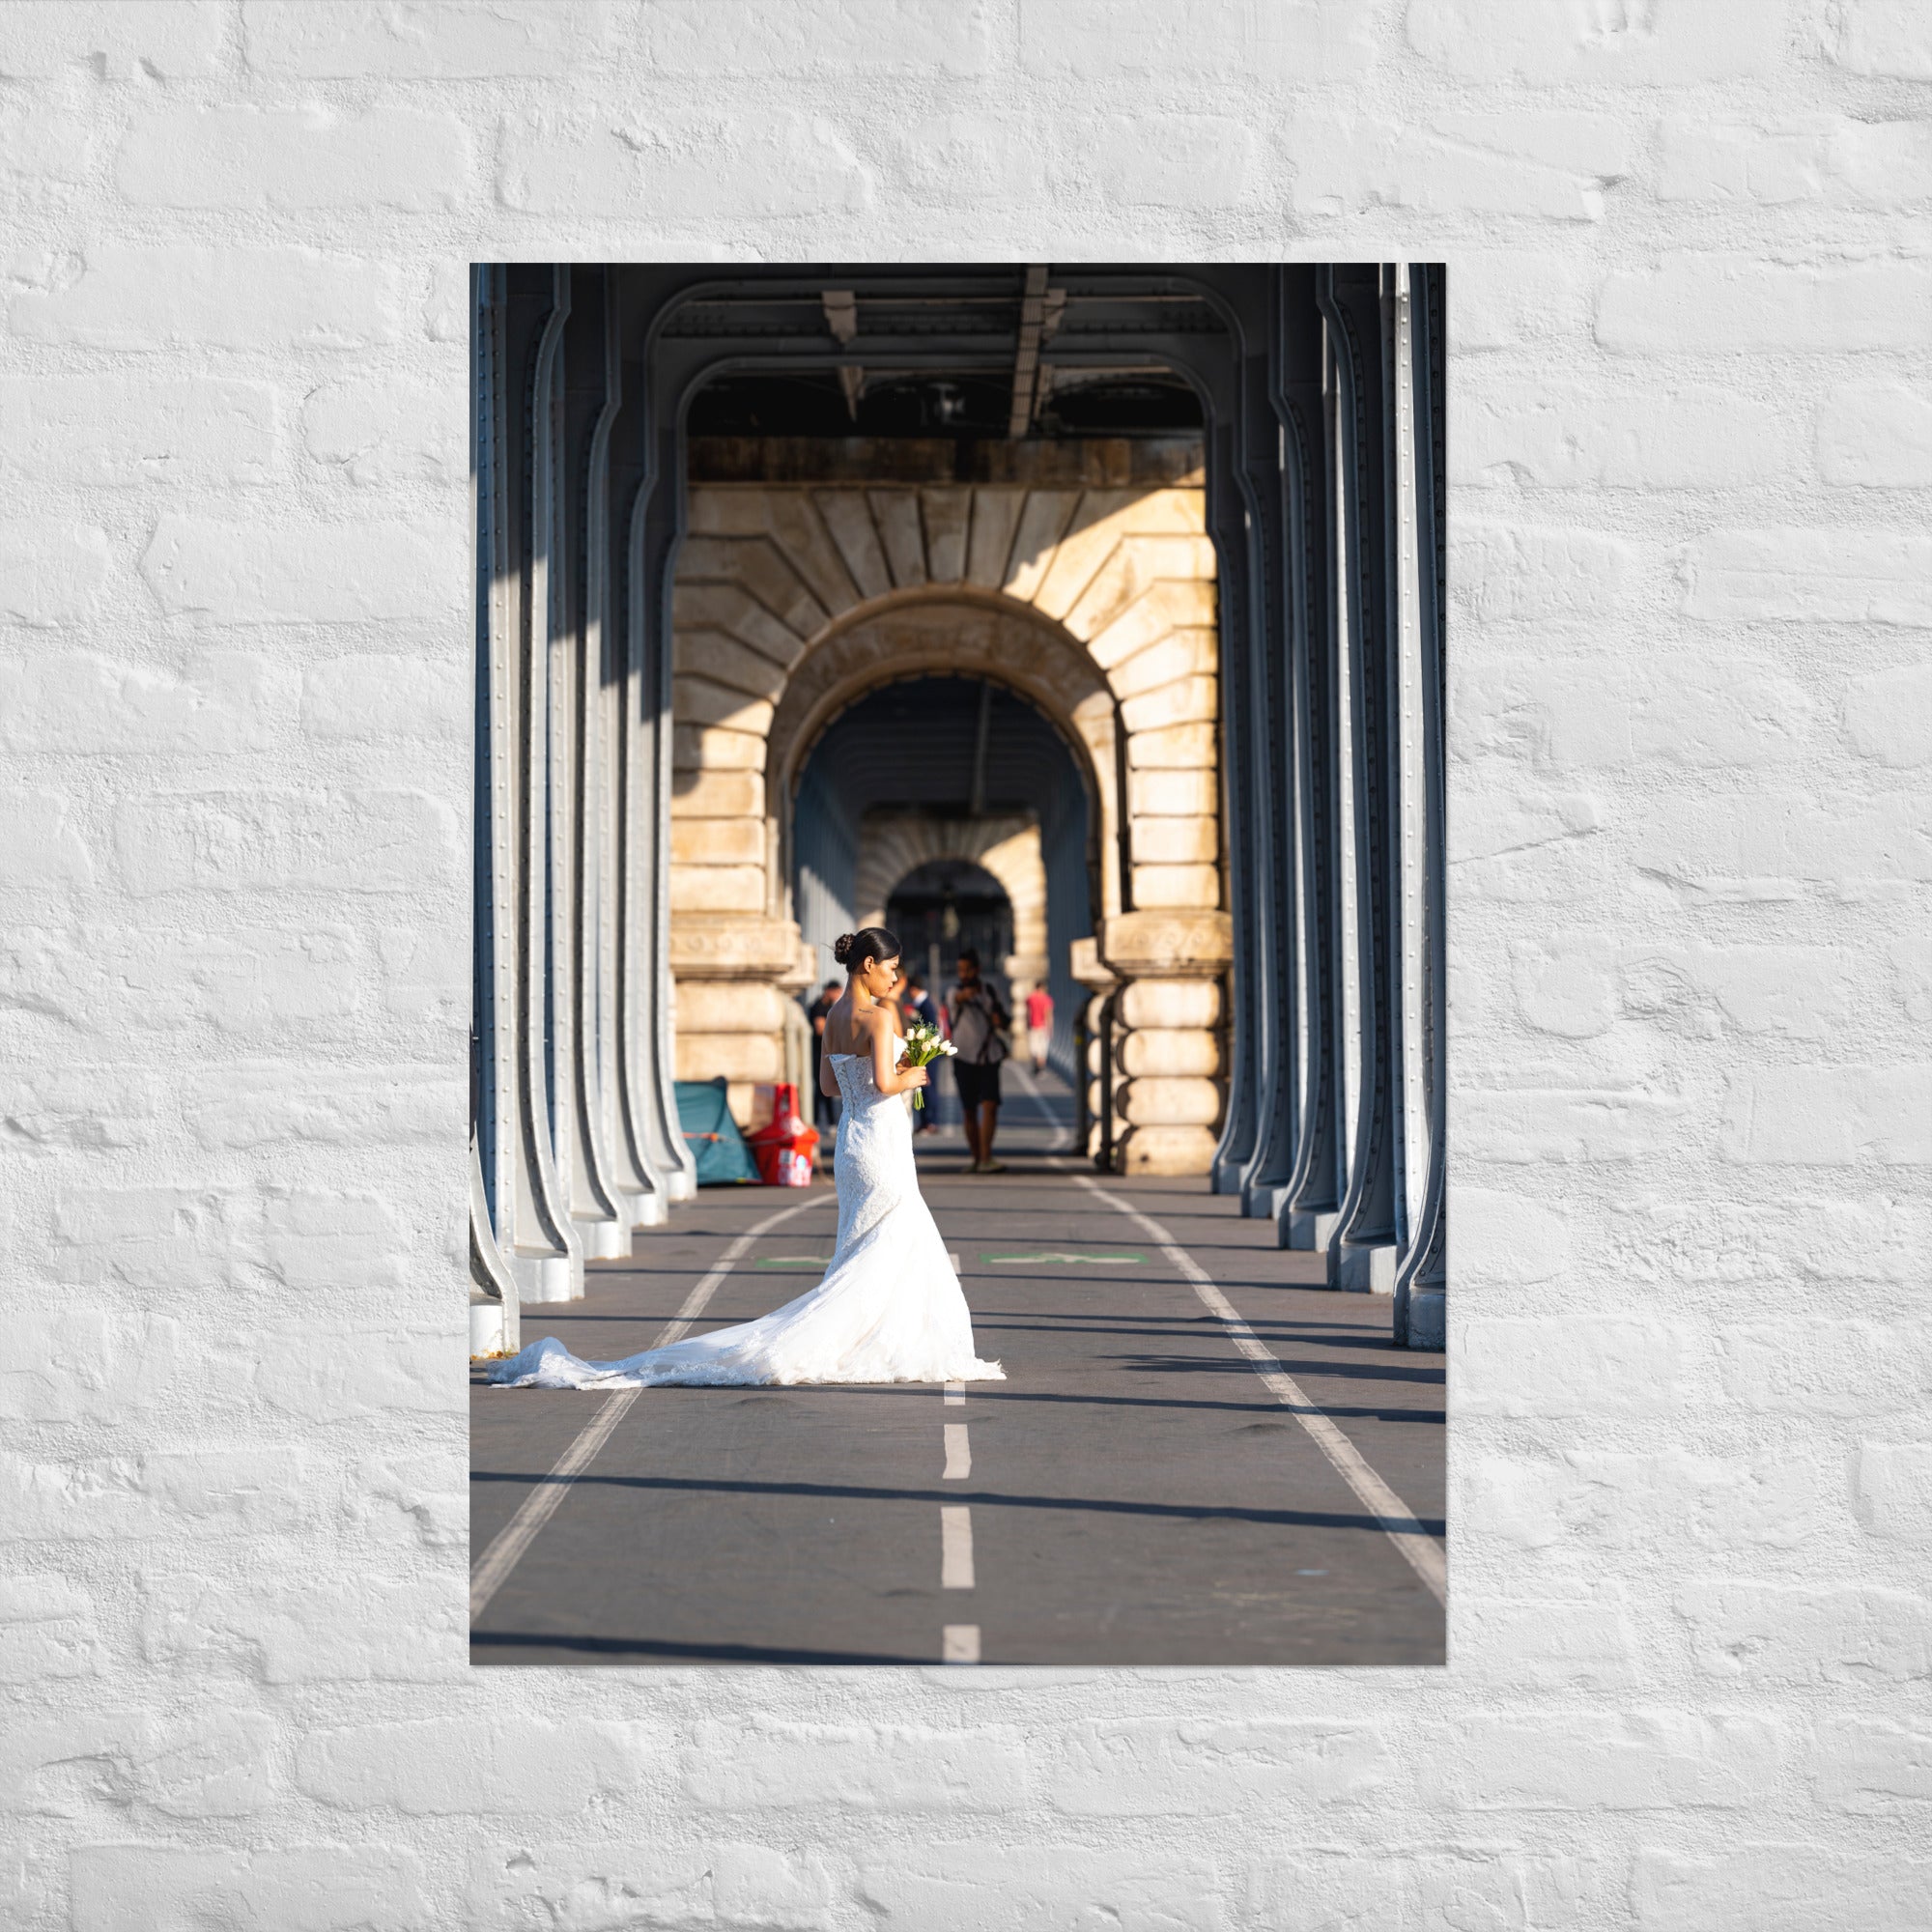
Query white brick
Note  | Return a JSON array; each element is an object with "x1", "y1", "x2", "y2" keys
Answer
[
  {"x1": 0, "y1": 1446, "x2": 317, "y2": 1542},
  {"x1": 1041, "y1": 1719, "x2": 1387, "y2": 1815},
  {"x1": 0, "y1": 790, "x2": 94, "y2": 887},
  {"x1": 185, "y1": 1062, "x2": 459, "y2": 1149},
  {"x1": 70, "y1": 1845, "x2": 427, "y2": 1932},
  {"x1": 1821, "y1": 0, "x2": 1932, "y2": 79},
  {"x1": 9, "y1": 246, "x2": 405, "y2": 353},
  {"x1": 0, "y1": 98, "x2": 94, "y2": 183},
  {"x1": 296, "y1": 1718, "x2": 651, "y2": 1814},
  {"x1": 1448, "y1": 1186, "x2": 1573, "y2": 1284},
  {"x1": 1407, "y1": 0, "x2": 1789, "y2": 83},
  {"x1": 1452, "y1": 250, "x2": 1599, "y2": 352},
  {"x1": 1291, "y1": 110, "x2": 1634, "y2": 223},
  {"x1": 1092, "y1": 115, "x2": 1256, "y2": 210},
  {"x1": 643, "y1": 0, "x2": 995, "y2": 74},
  {"x1": 1682, "y1": 527, "x2": 1932, "y2": 625},
  {"x1": 112, "y1": 789, "x2": 462, "y2": 896},
  {"x1": 1485, "y1": 652, "x2": 1820, "y2": 767},
  {"x1": 0, "y1": 520, "x2": 112, "y2": 626},
  {"x1": 0, "y1": 923, "x2": 366, "y2": 1037},
  {"x1": 141, "y1": 1574, "x2": 467, "y2": 1683},
  {"x1": 241, "y1": 0, "x2": 615, "y2": 75},
  {"x1": 855, "y1": 1845, "x2": 1224, "y2": 1932},
  {"x1": 48, "y1": 1186, "x2": 262, "y2": 1290},
  {"x1": 1856, "y1": 1441, "x2": 1932, "y2": 1539},
  {"x1": 0, "y1": 1, "x2": 226, "y2": 79},
  {"x1": 117, "y1": 106, "x2": 472, "y2": 211},
  {"x1": 0, "y1": 1574, "x2": 102, "y2": 1683},
  {"x1": 1811, "y1": 1718, "x2": 1932, "y2": 1811},
  {"x1": 1019, "y1": 0, "x2": 1376, "y2": 78},
  {"x1": 1714, "y1": 1318, "x2": 1932, "y2": 1415},
  {"x1": 1456, "y1": 1318, "x2": 1695, "y2": 1417},
  {"x1": 499, "y1": 109, "x2": 872, "y2": 221},
  {"x1": 0, "y1": 377, "x2": 278, "y2": 489},
  {"x1": 1676, "y1": 1581, "x2": 1932, "y2": 1682},
  {"x1": 1654, "y1": 115, "x2": 1828, "y2": 206},
  {"x1": 1627, "y1": 793, "x2": 1932, "y2": 899},
  {"x1": 1634, "y1": 1847, "x2": 1932, "y2": 1932},
  {"x1": 1456, "y1": 525, "x2": 1633, "y2": 624},
  {"x1": 1599, "y1": 254, "x2": 1932, "y2": 354},
  {"x1": 1424, "y1": 1712, "x2": 1782, "y2": 1811},
  {"x1": 301, "y1": 653, "x2": 467, "y2": 741},
  {"x1": 0, "y1": 651, "x2": 292, "y2": 756},
  {"x1": 0, "y1": 1064, "x2": 164, "y2": 1152},
  {"x1": 682, "y1": 1719, "x2": 1025, "y2": 1811},
  {"x1": 263, "y1": 1187, "x2": 410, "y2": 1291},
  {"x1": 464, "y1": 1842, "x2": 838, "y2": 1932},
  {"x1": 302, "y1": 378, "x2": 465, "y2": 488},
  {"x1": 1456, "y1": 380, "x2": 1788, "y2": 489},
  {"x1": 1722, "y1": 1065, "x2": 1932, "y2": 1164},
  {"x1": 1818, "y1": 381, "x2": 1932, "y2": 487},
  {"x1": 140, "y1": 514, "x2": 464, "y2": 625}
]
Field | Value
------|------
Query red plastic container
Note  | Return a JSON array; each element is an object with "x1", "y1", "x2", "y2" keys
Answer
[{"x1": 745, "y1": 1081, "x2": 818, "y2": 1186}]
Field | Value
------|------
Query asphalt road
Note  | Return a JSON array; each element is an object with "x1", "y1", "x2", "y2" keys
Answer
[{"x1": 469, "y1": 1073, "x2": 1446, "y2": 1666}]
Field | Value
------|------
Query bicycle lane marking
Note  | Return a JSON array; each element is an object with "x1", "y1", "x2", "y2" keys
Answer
[
  {"x1": 469, "y1": 1193, "x2": 822, "y2": 1622},
  {"x1": 1066, "y1": 1170, "x2": 1447, "y2": 1605}
]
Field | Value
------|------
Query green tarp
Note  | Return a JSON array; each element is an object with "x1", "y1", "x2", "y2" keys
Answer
[{"x1": 674, "y1": 1077, "x2": 762, "y2": 1186}]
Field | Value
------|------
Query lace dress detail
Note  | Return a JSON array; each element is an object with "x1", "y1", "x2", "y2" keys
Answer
[{"x1": 487, "y1": 1036, "x2": 1005, "y2": 1389}]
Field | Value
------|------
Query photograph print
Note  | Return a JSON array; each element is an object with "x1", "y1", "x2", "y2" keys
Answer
[{"x1": 468, "y1": 264, "x2": 1447, "y2": 1667}]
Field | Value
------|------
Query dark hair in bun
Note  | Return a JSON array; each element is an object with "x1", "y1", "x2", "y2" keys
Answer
[{"x1": 833, "y1": 925, "x2": 900, "y2": 973}]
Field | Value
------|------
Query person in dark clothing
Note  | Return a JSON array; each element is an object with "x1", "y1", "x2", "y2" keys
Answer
[
  {"x1": 807, "y1": 979, "x2": 842, "y2": 1128},
  {"x1": 903, "y1": 973, "x2": 942, "y2": 1134},
  {"x1": 947, "y1": 949, "x2": 1009, "y2": 1173}
]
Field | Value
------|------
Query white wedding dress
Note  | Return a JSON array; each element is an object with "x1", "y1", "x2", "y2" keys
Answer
[{"x1": 485, "y1": 1037, "x2": 1005, "y2": 1389}]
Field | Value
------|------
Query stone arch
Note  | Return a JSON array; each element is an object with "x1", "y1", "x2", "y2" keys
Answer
[
  {"x1": 854, "y1": 813, "x2": 1049, "y2": 988},
  {"x1": 768, "y1": 590, "x2": 1119, "y2": 925},
  {"x1": 668, "y1": 477, "x2": 1231, "y2": 1170}
]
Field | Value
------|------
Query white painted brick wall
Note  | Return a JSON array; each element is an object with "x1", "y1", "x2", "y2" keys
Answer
[{"x1": 0, "y1": 2, "x2": 1925, "y2": 1924}]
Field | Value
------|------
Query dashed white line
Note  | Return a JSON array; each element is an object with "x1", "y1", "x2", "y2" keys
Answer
[
  {"x1": 943, "y1": 1422, "x2": 972, "y2": 1479},
  {"x1": 940, "y1": 1505, "x2": 976, "y2": 1588},
  {"x1": 1068, "y1": 1170, "x2": 1448, "y2": 1605},
  {"x1": 942, "y1": 1623, "x2": 981, "y2": 1663},
  {"x1": 469, "y1": 1194, "x2": 822, "y2": 1623},
  {"x1": 943, "y1": 1379, "x2": 966, "y2": 1406}
]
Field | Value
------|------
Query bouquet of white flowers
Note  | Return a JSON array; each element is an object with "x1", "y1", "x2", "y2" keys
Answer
[{"x1": 899, "y1": 1019, "x2": 956, "y2": 1109}]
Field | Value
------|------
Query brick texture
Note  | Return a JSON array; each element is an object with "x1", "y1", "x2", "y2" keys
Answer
[{"x1": 1, "y1": 3, "x2": 1926, "y2": 1927}]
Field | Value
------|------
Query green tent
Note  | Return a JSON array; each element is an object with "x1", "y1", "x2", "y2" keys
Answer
[{"x1": 674, "y1": 1077, "x2": 762, "y2": 1186}]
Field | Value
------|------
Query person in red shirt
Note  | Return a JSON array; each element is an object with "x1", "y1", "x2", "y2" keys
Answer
[{"x1": 1025, "y1": 980, "x2": 1053, "y2": 1073}]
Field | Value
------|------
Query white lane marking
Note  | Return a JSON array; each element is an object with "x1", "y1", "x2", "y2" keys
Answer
[
  {"x1": 941, "y1": 1505, "x2": 976, "y2": 1589},
  {"x1": 943, "y1": 1422, "x2": 972, "y2": 1479},
  {"x1": 469, "y1": 1194, "x2": 822, "y2": 1622},
  {"x1": 944, "y1": 1379, "x2": 966, "y2": 1406},
  {"x1": 1008, "y1": 1060, "x2": 1073, "y2": 1152},
  {"x1": 1067, "y1": 1170, "x2": 1448, "y2": 1605},
  {"x1": 942, "y1": 1623, "x2": 981, "y2": 1663},
  {"x1": 947, "y1": 1250, "x2": 960, "y2": 1270}
]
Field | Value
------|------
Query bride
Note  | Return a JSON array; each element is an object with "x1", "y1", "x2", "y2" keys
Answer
[{"x1": 485, "y1": 925, "x2": 1005, "y2": 1389}]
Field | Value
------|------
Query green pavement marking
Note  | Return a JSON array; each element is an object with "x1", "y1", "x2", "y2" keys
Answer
[
  {"x1": 753, "y1": 1255, "x2": 833, "y2": 1268},
  {"x1": 981, "y1": 1250, "x2": 1146, "y2": 1264}
]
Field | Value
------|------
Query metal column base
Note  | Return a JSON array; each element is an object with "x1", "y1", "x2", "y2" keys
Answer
[{"x1": 1328, "y1": 1240, "x2": 1396, "y2": 1294}]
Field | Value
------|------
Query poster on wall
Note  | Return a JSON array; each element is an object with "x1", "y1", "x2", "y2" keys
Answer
[{"x1": 468, "y1": 264, "x2": 1448, "y2": 1668}]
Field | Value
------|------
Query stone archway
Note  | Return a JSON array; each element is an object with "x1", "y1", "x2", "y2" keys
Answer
[
  {"x1": 855, "y1": 812, "x2": 1049, "y2": 989},
  {"x1": 668, "y1": 475, "x2": 1232, "y2": 1173}
]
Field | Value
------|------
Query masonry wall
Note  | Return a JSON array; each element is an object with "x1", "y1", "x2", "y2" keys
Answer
[{"x1": 1, "y1": 4, "x2": 1928, "y2": 1928}]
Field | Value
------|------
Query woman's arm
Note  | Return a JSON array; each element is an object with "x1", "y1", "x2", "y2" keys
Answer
[
  {"x1": 818, "y1": 1049, "x2": 839, "y2": 1099},
  {"x1": 866, "y1": 1010, "x2": 928, "y2": 1097}
]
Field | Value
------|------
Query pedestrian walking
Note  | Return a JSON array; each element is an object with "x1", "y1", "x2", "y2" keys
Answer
[
  {"x1": 947, "y1": 948, "x2": 1010, "y2": 1174},
  {"x1": 1026, "y1": 980, "x2": 1054, "y2": 1073}
]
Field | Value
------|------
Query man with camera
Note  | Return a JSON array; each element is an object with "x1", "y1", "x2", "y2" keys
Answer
[{"x1": 947, "y1": 949, "x2": 1010, "y2": 1175}]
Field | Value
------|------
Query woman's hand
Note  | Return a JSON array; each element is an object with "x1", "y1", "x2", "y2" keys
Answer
[{"x1": 905, "y1": 1065, "x2": 929, "y2": 1089}]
